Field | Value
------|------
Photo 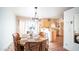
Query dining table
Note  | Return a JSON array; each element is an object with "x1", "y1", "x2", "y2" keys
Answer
[
  {"x1": 20, "y1": 37, "x2": 47, "y2": 51},
  {"x1": 20, "y1": 37, "x2": 45, "y2": 45}
]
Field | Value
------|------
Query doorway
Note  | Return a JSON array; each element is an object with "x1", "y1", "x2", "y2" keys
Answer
[{"x1": 49, "y1": 18, "x2": 64, "y2": 51}]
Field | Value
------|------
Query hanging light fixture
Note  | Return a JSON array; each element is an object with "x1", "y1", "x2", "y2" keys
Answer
[
  {"x1": 34, "y1": 7, "x2": 37, "y2": 19},
  {"x1": 32, "y1": 7, "x2": 40, "y2": 21}
]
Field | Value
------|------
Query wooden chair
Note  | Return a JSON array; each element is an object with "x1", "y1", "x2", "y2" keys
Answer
[
  {"x1": 24, "y1": 42, "x2": 30, "y2": 51},
  {"x1": 24, "y1": 42, "x2": 41, "y2": 51},
  {"x1": 39, "y1": 32, "x2": 45, "y2": 38},
  {"x1": 45, "y1": 39, "x2": 49, "y2": 51},
  {"x1": 12, "y1": 33, "x2": 24, "y2": 51},
  {"x1": 41, "y1": 40, "x2": 49, "y2": 51},
  {"x1": 30, "y1": 42, "x2": 41, "y2": 51}
]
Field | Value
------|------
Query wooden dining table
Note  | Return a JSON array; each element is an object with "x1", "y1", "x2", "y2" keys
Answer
[
  {"x1": 20, "y1": 37, "x2": 47, "y2": 51},
  {"x1": 20, "y1": 37, "x2": 45, "y2": 45}
]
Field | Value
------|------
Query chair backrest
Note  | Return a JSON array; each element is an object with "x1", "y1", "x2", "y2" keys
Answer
[
  {"x1": 41, "y1": 39, "x2": 49, "y2": 51},
  {"x1": 24, "y1": 42, "x2": 41, "y2": 51},
  {"x1": 39, "y1": 32, "x2": 45, "y2": 38},
  {"x1": 12, "y1": 33, "x2": 20, "y2": 40},
  {"x1": 12, "y1": 33, "x2": 21, "y2": 51},
  {"x1": 41, "y1": 40, "x2": 46, "y2": 51},
  {"x1": 29, "y1": 42, "x2": 41, "y2": 51},
  {"x1": 24, "y1": 42, "x2": 30, "y2": 51}
]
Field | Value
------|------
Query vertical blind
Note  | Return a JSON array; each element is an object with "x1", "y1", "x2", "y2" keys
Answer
[{"x1": 19, "y1": 18, "x2": 39, "y2": 35}]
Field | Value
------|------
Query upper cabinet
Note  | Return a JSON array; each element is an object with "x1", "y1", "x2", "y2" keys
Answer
[{"x1": 39, "y1": 18, "x2": 51, "y2": 28}]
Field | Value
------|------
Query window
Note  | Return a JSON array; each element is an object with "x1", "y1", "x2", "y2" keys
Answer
[{"x1": 18, "y1": 18, "x2": 39, "y2": 36}]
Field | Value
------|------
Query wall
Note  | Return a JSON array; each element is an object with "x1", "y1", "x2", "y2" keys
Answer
[
  {"x1": 0, "y1": 8, "x2": 16, "y2": 50},
  {"x1": 64, "y1": 7, "x2": 79, "y2": 51},
  {"x1": 13, "y1": 7, "x2": 73, "y2": 18},
  {"x1": 74, "y1": 14, "x2": 79, "y2": 33}
]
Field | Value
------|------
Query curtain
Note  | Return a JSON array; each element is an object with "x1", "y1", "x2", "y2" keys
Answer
[{"x1": 18, "y1": 18, "x2": 39, "y2": 36}]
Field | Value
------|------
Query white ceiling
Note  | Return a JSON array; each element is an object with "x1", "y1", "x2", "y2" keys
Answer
[{"x1": 13, "y1": 7, "x2": 73, "y2": 18}]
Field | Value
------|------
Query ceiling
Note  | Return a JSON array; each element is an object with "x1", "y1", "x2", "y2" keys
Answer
[{"x1": 13, "y1": 7, "x2": 73, "y2": 18}]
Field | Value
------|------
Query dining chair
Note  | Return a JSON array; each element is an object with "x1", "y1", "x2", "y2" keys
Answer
[
  {"x1": 24, "y1": 42, "x2": 41, "y2": 51},
  {"x1": 30, "y1": 42, "x2": 41, "y2": 51},
  {"x1": 12, "y1": 33, "x2": 24, "y2": 51},
  {"x1": 24, "y1": 42, "x2": 30, "y2": 51},
  {"x1": 39, "y1": 32, "x2": 45, "y2": 38},
  {"x1": 41, "y1": 40, "x2": 49, "y2": 51},
  {"x1": 45, "y1": 39, "x2": 49, "y2": 51}
]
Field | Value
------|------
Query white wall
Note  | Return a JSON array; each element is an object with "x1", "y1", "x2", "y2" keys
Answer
[
  {"x1": 0, "y1": 8, "x2": 16, "y2": 50},
  {"x1": 64, "y1": 7, "x2": 79, "y2": 51},
  {"x1": 74, "y1": 14, "x2": 79, "y2": 33},
  {"x1": 13, "y1": 7, "x2": 72, "y2": 18}
]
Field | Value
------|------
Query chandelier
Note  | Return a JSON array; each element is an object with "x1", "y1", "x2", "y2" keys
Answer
[{"x1": 32, "y1": 7, "x2": 40, "y2": 21}]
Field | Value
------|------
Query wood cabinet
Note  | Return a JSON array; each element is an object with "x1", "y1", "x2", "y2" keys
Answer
[
  {"x1": 39, "y1": 19, "x2": 50, "y2": 28},
  {"x1": 51, "y1": 30, "x2": 57, "y2": 42}
]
